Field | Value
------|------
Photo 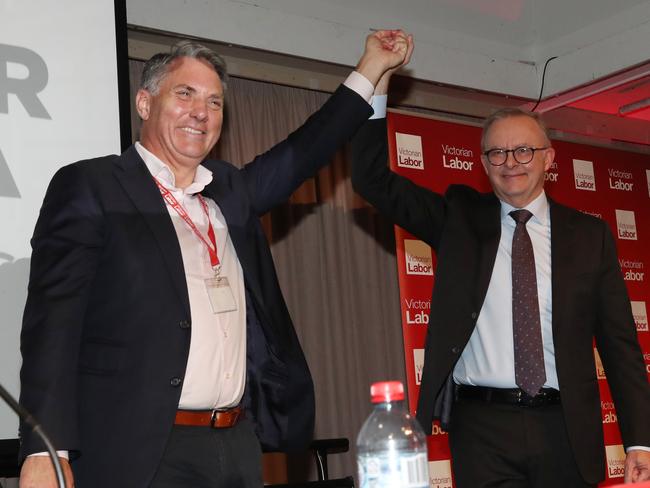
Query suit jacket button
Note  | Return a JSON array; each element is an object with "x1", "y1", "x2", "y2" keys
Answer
[
  {"x1": 170, "y1": 377, "x2": 182, "y2": 387},
  {"x1": 179, "y1": 320, "x2": 190, "y2": 329},
  {"x1": 451, "y1": 346, "x2": 460, "y2": 354},
  {"x1": 470, "y1": 312, "x2": 478, "y2": 320}
]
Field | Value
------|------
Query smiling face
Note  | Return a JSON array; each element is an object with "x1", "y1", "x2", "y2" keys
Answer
[
  {"x1": 480, "y1": 115, "x2": 555, "y2": 208},
  {"x1": 136, "y1": 56, "x2": 224, "y2": 185}
]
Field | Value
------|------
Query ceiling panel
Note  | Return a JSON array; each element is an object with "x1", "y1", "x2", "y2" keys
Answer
[{"x1": 568, "y1": 75, "x2": 650, "y2": 121}]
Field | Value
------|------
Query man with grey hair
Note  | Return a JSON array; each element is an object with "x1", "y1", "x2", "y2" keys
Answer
[
  {"x1": 19, "y1": 31, "x2": 412, "y2": 488},
  {"x1": 351, "y1": 105, "x2": 650, "y2": 486}
]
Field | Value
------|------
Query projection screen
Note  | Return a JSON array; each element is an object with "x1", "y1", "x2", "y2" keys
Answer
[{"x1": 0, "y1": 0, "x2": 129, "y2": 441}]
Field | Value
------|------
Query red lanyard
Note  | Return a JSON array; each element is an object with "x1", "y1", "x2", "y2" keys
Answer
[{"x1": 154, "y1": 178, "x2": 219, "y2": 267}]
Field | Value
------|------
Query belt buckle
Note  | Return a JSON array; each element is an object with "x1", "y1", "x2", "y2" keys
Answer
[
  {"x1": 210, "y1": 408, "x2": 222, "y2": 428},
  {"x1": 210, "y1": 409, "x2": 216, "y2": 428},
  {"x1": 515, "y1": 389, "x2": 524, "y2": 405},
  {"x1": 517, "y1": 389, "x2": 538, "y2": 407},
  {"x1": 210, "y1": 407, "x2": 240, "y2": 428}
]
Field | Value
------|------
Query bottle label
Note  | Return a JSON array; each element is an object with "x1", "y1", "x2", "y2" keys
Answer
[{"x1": 358, "y1": 451, "x2": 428, "y2": 488}]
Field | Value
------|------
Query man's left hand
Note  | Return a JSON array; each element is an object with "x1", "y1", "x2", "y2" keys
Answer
[
  {"x1": 356, "y1": 29, "x2": 412, "y2": 86},
  {"x1": 625, "y1": 449, "x2": 650, "y2": 483}
]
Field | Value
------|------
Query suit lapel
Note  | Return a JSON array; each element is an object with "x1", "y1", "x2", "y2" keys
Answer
[
  {"x1": 113, "y1": 146, "x2": 191, "y2": 318},
  {"x1": 549, "y1": 199, "x2": 576, "y2": 343},
  {"x1": 474, "y1": 193, "x2": 502, "y2": 309}
]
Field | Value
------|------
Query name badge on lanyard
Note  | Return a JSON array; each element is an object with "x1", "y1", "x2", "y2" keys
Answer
[
  {"x1": 206, "y1": 274, "x2": 238, "y2": 314},
  {"x1": 155, "y1": 178, "x2": 238, "y2": 314}
]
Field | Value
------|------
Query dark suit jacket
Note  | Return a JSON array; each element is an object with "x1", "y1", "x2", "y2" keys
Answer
[
  {"x1": 351, "y1": 118, "x2": 650, "y2": 484},
  {"x1": 19, "y1": 85, "x2": 372, "y2": 488}
]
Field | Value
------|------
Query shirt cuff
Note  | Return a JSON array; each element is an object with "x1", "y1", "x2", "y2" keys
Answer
[
  {"x1": 28, "y1": 450, "x2": 69, "y2": 460},
  {"x1": 370, "y1": 94, "x2": 388, "y2": 119},
  {"x1": 343, "y1": 71, "x2": 374, "y2": 103},
  {"x1": 626, "y1": 446, "x2": 650, "y2": 453}
]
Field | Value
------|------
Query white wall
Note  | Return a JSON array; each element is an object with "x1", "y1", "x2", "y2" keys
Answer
[
  {"x1": 533, "y1": 1, "x2": 650, "y2": 96},
  {"x1": 0, "y1": 0, "x2": 122, "y2": 440},
  {"x1": 126, "y1": 0, "x2": 650, "y2": 98}
]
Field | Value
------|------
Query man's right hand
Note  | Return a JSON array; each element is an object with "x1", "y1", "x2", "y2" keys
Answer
[
  {"x1": 356, "y1": 29, "x2": 413, "y2": 87},
  {"x1": 20, "y1": 456, "x2": 74, "y2": 488}
]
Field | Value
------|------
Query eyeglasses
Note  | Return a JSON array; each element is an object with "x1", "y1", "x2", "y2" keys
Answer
[{"x1": 483, "y1": 146, "x2": 548, "y2": 166}]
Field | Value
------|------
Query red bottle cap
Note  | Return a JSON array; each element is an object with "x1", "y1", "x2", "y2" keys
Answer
[{"x1": 370, "y1": 381, "x2": 405, "y2": 403}]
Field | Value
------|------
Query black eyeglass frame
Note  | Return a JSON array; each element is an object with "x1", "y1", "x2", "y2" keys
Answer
[{"x1": 482, "y1": 146, "x2": 549, "y2": 166}]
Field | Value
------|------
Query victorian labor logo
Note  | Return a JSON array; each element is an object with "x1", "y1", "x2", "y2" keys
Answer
[
  {"x1": 413, "y1": 349, "x2": 424, "y2": 385},
  {"x1": 605, "y1": 445, "x2": 626, "y2": 478},
  {"x1": 441, "y1": 143, "x2": 474, "y2": 171},
  {"x1": 396, "y1": 133, "x2": 424, "y2": 170},
  {"x1": 428, "y1": 460, "x2": 453, "y2": 488},
  {"x1": 404, "y1": 239, "x2": 433, "y2": 276},
  {"x1": 615, "y1": 210, "x2": 637, "y2": 240},
  {"x1": 573, "y1": 159, "x2": 596, "y2": 191},
  {"x1": 608, "y1": 168, "x2": 634, "y2": 191},
  {"x1": 631, "y1": 301, "x2": 648, "y2": 332}
]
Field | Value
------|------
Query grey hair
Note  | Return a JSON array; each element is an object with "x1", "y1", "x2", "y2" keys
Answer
[
  {"x1": 140, "y1": 40, "x2": 228, "y2": 95},
  {"x1": 481, "y1": 107, "x2": 551, "y2": 151}
]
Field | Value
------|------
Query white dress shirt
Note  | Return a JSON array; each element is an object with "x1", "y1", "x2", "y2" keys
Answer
[
  {"x1": 136, "y1": 142, "x2": 248, "y2": 409},
  {"x1": 453, "y1": 191, "x2": 558, "y2": 389}
]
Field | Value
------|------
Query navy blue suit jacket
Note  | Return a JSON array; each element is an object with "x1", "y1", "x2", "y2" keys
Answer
[{"x1": 19, "y1": 85, "x2": 372, "y2": 488}]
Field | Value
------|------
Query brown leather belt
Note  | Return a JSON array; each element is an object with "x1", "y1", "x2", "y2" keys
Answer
[{"x1": 174, "y1": 406, "x2": 243, "y2": 428}]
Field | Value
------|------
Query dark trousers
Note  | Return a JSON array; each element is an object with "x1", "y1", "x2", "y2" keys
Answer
[
  {"x1": 150, "y1": 419, "x2": 263, "y2": 488},
  {"x1": 448, "y1": 398, "x2": 596, "y2": 488}
]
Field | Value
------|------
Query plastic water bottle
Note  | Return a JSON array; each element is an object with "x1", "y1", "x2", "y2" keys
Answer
[{"x1": 356, "y1": 381, "x2": 429, "y2": 488}]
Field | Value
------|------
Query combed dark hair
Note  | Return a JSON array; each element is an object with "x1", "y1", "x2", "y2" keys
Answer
[
  {"x1": 140, "y1": 40, "x2": 228, "y2": 95},
  {"x1": 481, "y1": 107, "x2": 551, "y2": 151}
]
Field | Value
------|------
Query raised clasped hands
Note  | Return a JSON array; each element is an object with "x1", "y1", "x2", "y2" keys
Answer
[{"x1": 356, "y1": 29, "x2": 414, "y2": 88}]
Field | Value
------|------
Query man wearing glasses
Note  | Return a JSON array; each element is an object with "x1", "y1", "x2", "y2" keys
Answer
[{"x1": 351, "y1": 107, "x2": 650, "y2": 487}]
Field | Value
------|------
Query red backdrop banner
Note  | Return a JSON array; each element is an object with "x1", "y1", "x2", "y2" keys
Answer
[{"x1": 386, "y1": 111, "x2": 650, "y2": 487}]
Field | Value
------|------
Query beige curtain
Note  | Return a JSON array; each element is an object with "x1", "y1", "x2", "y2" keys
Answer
[{"x1": 129, "y1": 60, "x2": 406, "y2": 482}]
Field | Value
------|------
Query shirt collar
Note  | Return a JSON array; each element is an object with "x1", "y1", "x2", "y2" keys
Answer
[
  {"x1": 499, "y1": 190, "x2": 549, "y2": 226},
  {"x1": 135, "y1": 142, "x2": 213, "y2": 195}
]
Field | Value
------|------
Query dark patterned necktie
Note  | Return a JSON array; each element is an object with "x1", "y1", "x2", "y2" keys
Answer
[{"x1": 510, "y1": 209, "x2": 546, "y2": 396}]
